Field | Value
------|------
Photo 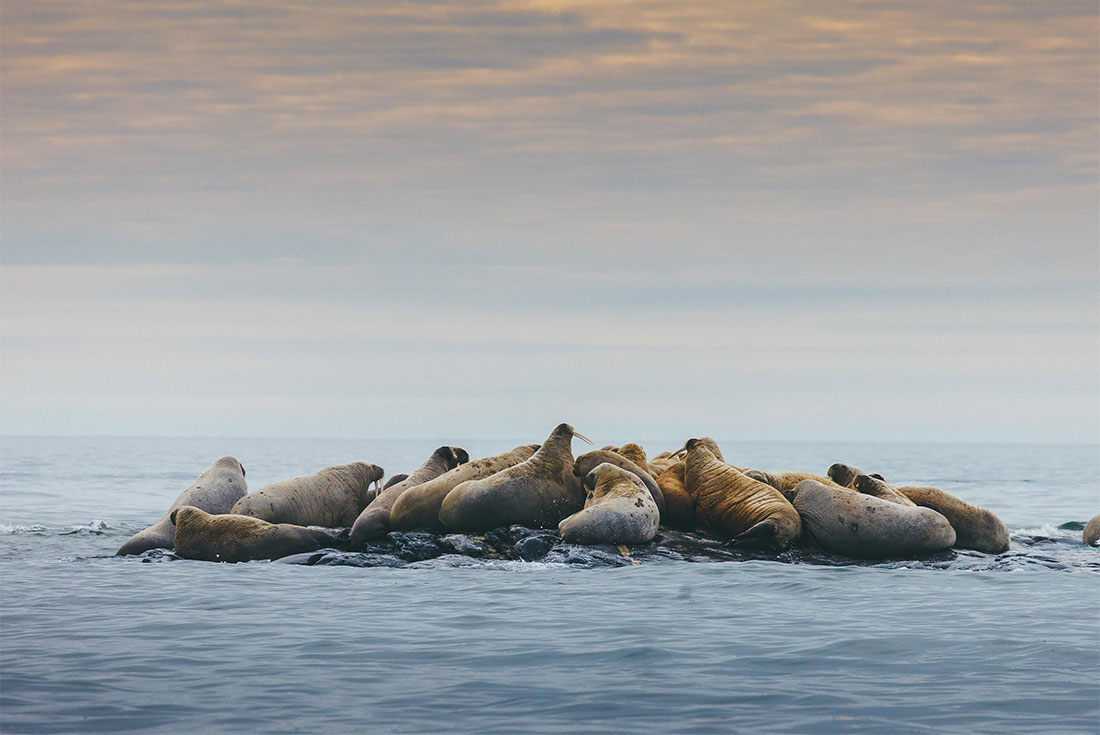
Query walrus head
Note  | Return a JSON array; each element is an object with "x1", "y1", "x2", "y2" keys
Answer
[
  {"x1": 433, "y1": 446, "x2": 470, "y2": 472},
  {"x1": 169, "y1": 506, "x2": 205, "y2": 526},
  {"x1": 550, "y1": 423, "x2": 593, "y2": 445}
]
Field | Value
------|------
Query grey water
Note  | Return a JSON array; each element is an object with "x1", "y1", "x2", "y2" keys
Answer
[{"x1": 1, "y1": 436, "x2": 1097, "y2": 735}]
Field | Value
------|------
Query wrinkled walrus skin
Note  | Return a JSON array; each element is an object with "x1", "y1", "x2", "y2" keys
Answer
[
  {"x1": 116, "y1": 456, "x2": 247, "y2": 556},
  {"x1": 350, "y1": 447, "x2": 468, "y2": 546},
  {"x1": 171, "y1": 506, "x2": 336, "y2": 563},
  {"x1": 895, "y1": 485, "x2": 1009, "y2": 554},
  {"x1": 791, "y1": 480, "x2": 956, "y2": 559},
  {"x1": 439, "y1": 423, "x2": 586, "y2": 532},
  {"x1": 559, "y1": 463, "x2": 659, "y2": 545},
  {"x1": 230, "y1": 461, "x2": 384, "y2": 529},
  {"x1": 573, "y1": 450, "x2": 665, "y2": 520},
  {"x1": 388, "y1": 445, "x2": 539, "y2": 531},
  {"x1": 683, "y1": 440, "x2": 801, "y2": 549}
]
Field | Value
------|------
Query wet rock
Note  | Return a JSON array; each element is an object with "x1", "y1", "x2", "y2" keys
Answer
[
  {"x1": 387, "y1": 531, "x2": 445, "y2": 562},
  {"x1": 514, "y1": 534, "x2": 557, "y2": 561},
  {"x1": 439, "y1": 534, "x2": 488, "y2": 557}
]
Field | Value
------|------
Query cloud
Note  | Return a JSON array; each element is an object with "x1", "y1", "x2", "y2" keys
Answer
[{"x1": 0, "y1": 1, "x2": 1096, "y2": 439}]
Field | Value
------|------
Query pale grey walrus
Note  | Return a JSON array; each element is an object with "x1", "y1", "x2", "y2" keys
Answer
[
  {"x1": 116, "y1": 456, "x2": 247, "y2": 556},
  {"x1": 573, "y1": 450, "x2": 666, "y2": 519},
  {"x1": 1084, "y1": 514, "x2": 1100, "y2": 546},
  {"x1": 349, "y1": 446, "x2": 469, "y2": 546},
  {"x1": 170, "y1": 506, "x2": 336, "y2": 563},
  {"x1": 895, "y1": 485, "x2": 1009, "y2": 554},
  {"x1": 683, "y1": 439, "x2": 801, "y2": 548},
  {"x1": 790, "y1": 479, "x2": 956, "y2": 558},
  {"x1": 230, "y1": 461, "x2": 384, "y2": 528},
  {"x1": 388, "y1": 445, "x2": 539, "y2": 532},
  {"x1": 439, "y1": 423, "x2": 590, "y2": 532},
  {"x1": 558, "y1": 463, "x2": 659, "y2": 545}
]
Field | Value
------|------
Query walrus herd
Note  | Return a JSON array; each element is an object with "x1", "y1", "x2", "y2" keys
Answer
[{"x1": 116, "y1": 423, "x2": 1098, "y2": 563}]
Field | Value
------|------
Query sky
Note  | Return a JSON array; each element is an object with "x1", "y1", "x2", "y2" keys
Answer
[{"x1": 1, "y1": 0, "x2": 1097, "y2": 443}]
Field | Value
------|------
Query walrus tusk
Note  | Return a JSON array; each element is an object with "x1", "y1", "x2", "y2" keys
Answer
[{"x1": 571, "y1": 430, "x2": 594, "y2": 445}]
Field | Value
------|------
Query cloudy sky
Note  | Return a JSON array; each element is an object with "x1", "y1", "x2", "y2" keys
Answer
[{"x1": 2, "y1": 0, "x2": 1097, "y2": 443}]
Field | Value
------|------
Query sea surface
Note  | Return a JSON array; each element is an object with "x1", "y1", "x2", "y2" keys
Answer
[{"x1": 1, "y1": 436, "x2": 1098, "y2": 735}]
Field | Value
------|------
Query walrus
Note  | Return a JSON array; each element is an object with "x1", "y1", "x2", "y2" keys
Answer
[
  {"x1": 614, "y1": 443, "x2": 648, "y2": 470},
  {"x1": 230, "y1": 461, "x2": 384, "y2": 528},
  {"x1": 388, "y1": 445, "x2": 539, "y2": 531},
  {"x1": 170, "y1": 506, "x2": 335, "y2": 563},
  {"x1": 116, "y1": 456, "x2": 247, "y2": 556},
  {"x1": 655, "y1": 462, "x2": 696, "y2": 530},
  {"x1": 683, "y1": 439, "x2": 801, "y2": 548},
  {"x1": 744, "y1": 469, "x2": 847, "y2": 497},
  {"x1": 647, "y1": 451, "x2": 682, "y2": 479},
  {"x1": 828, "y1": 463, "x2": 884, "y2": 488},
  {"x1": 558, "y1": 463, "x2": 659, "y2": 545},
  {"x1": 894, "y1": 485, "x2": 1010, "y2": 554},
  {"x1": 790, "y1": 479, "x2": 956, "y2": 558},
  {"x1": 1084, "y1": 515, "x2": 1100, "y2": 546},
  {"x1": 853, "y1": 474, "x2": 916, "y2": 506},
  {"x1": 573, "y1": 450, "x2": 665, "y2": 519},
  {"x1": 383, "y1": 474, "x2": 409, "y2": 489},
  {"x1": 439, "y1": 423, "x2": 590, "y2": 532},
  {"x1": 349, "y1": 446, "x2": 468, "y2": 546}
]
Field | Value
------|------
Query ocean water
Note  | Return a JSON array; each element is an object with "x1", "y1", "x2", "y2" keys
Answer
[{"x1": 1, "y1": 436, "x2": 1097, "y2": 735}]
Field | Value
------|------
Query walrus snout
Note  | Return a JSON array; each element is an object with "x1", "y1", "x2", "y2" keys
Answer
[{"x1": 552, "y1": 423, "x2": 593, "y2": 445}]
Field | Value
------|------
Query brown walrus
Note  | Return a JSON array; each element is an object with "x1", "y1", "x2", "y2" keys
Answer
[
  {"x1": 683, "y1": 439, "x2": 801, "y2": 548},
  {"x1": 558, "y1": 463, "x2": 659, "y2": 545},
  {"x1": 1084, "y1": 515, "x2": 1100, "y2": 546},
  {"x1": 614, "y1": 443, "x2": 649, "y2": 470},
  {"x1": 573, "y1": 450, "x2": 665, "y2": 519},
  {"x1": 655, "y1": 462, "x2": 696, "y2": 531},
  {"x1": 895, "y1": 485, "x2": 1010, "y2": 554},
  {"x1": 853, "y1": 474, "x2": 916, "y2": 506},
  {"x1": 828, "y1": 463, "x2": 884, "y2": 488},
  {"x1": 744, "y1": 469, "x2": 847, "y2": 498},
  {"x1": 790, "y1": 479, "x2": 955, "y2": 558},
  {"x1": 439, "y1": 423, "x2": 589, "y2": 532},
  {"x1": 388, "y1": 445, "x2": 539, "y2": 531},
  {"x1": 230, "y1": 461, "x2": 384, "y2": 528},
  {"x1": 171, "y1": 506, "x2": 335, "y2": 563},
  {"x1": 116, "y1": 456, "x2": 248, "y2": 556},
  {"x1": 349, "y1": 446, "x2": 468, "y2": 546}
]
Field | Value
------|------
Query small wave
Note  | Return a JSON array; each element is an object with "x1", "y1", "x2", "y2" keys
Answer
[{"x1": 1, "y1": 520, "x2": 113, "y2": 536}]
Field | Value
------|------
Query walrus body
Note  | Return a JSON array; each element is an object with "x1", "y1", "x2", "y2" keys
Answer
[
  {"x1": 573, "y1": 450, "x2": 665, "y2": 519},
  {"x1": 559, "y1": 463, "x2": 659, "y2": 545},
  {"x1": 116, "y1": 456, "x2": 247, "y2": 556},
  {"x1": 1084, "y1": 515, "x2": 1100, "y2": 546},
  {"x1": 791, "y1": 479, "x2": 956, "y2": 558},
  {"x1": 854, "y1": 474, "x2": 916, "y2": 506},
  {"x1": 171, "y1": 506, "x2": 334, "y2": 563},
  {"x1": 683, "y1": 440, "x2": 801, "y2": 548},
  {"x1": 388, "y1": 445, "x2": 538, "y2": 531},
  {"x1": 745, "y1": 469, "x2": 847, "y2": 497},
  {"x1": 656, "y1": 462, "x2": 696, "y2": 530},
  {"x1": 350, "y1": 447, "x2": 468, "y2": 545},
  {"x1": 895, "y1": 485, "x2": 1009, "y2": 554},
  {"x1": 230, "y1": 461, "x2": 384, "y2": 528},
  {"x1": 439, "y1": 423, "x2": 587, "y2": 532}
]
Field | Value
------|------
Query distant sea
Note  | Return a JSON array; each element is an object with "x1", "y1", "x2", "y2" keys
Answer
[{"x1": 1, "y1": 436, "x2": 1097, "y2": 734}]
